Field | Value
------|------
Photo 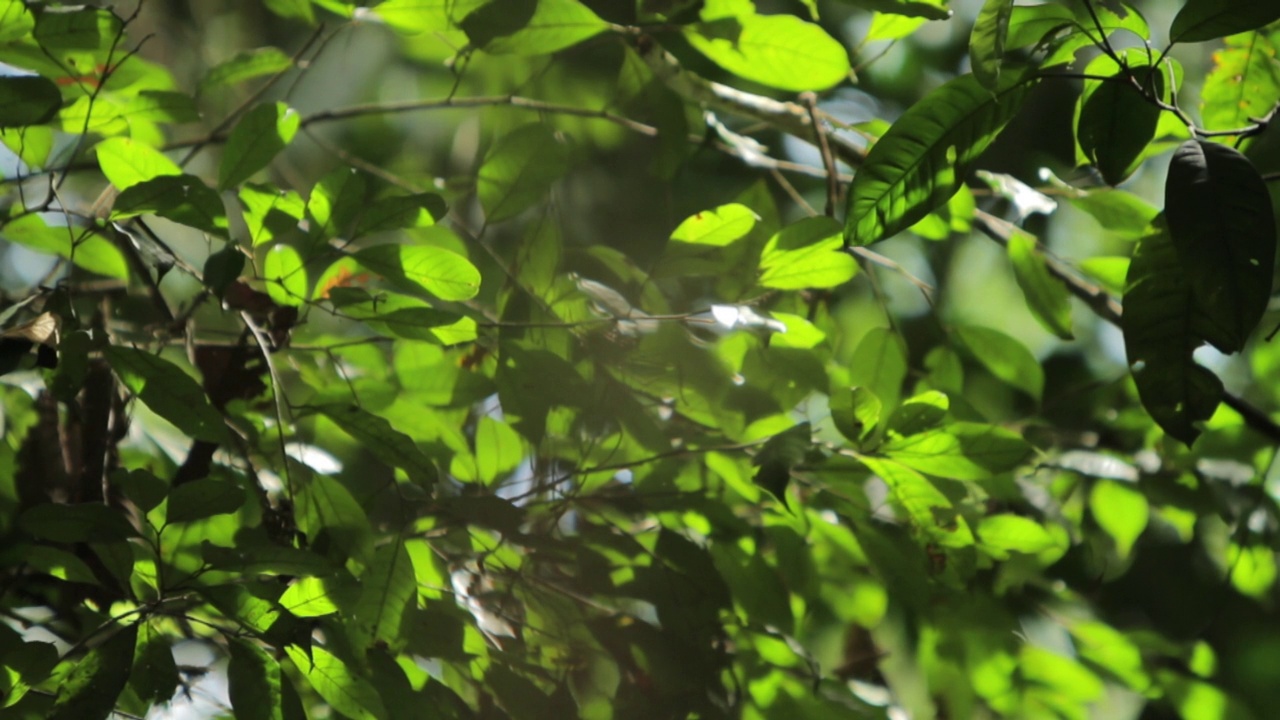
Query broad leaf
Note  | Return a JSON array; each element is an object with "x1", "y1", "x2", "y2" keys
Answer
[
  {"x1": 1007, "y1": 229, "x2": 1073, "y2": 340},
  {"x1": 845, "y1": 70, "x2": 1038, "y2": 246},
  {"x1": 95, "y1": 137, "x2": 181, "y2": 189},
  {"x1": 848, "y1": 327, "x2": 908, "y2": 418},
  {"x1": 476, "y1": 123, "x2": 571, "y2": 223},
  {"x1": 1075, "y1": 52, "x2": 1164, "y2": 186},
  {"x1": 0, "y1": 214, "x2": 129, "y2": 279},
  {"x1": 349, "y1": 539, "x2": 416, "y2": 651},
  {"x1": 353, "y1": 242, "x2": 481, "y2": 302},
  {"x1": 1169, "y1": 0, "x2": 1280, "y2": 44},
  {"x1": 166, "y1": 478, "x2": 245, "y2": 524},
  {"x1": 838, "y1": 0, "x2": 950, "y2": 21},
  {"x1": 296, "y1": 473, "x2": 375, "y2": 565},
  {"x1": 105, "y1": 346, "x2": 228, "y2": 443},
  {"x1": 684, "y1": 14, "x2": 850, "y2": 92},
  {"x1": 219, "y1": 102, "x2": 301, "y2": 191},
  {"x1": 285, "y1": 645, "x2": 387, "y2": 720},
  {"x1": 200, "y1": 47, "x2": 293, "y2": 90},
  {"x1": 0, "y1": 75, "x2": 60, "y2": 127},
  {"x1": 263, "y1": 243, "x2": 307, "y2": 307},
  {"x1": 670, "y1": 204, "x2": 758, "y2": 246},
  {"x1": 1122, "y1": 221, "x2": 1224, "y2": 445},
  {"x1": 1164, "y1": 139, "x2": 1275, "y2": 353},
  {"x1": 881, "y1": 422, "x2": 1031, "y2": 480},
  {"x1": 1200, "y1": 31, "x2": 1280, "y2": 148},
  {"x1": 113, "y1": 174, "x2": 228, "y2": 236},
  {"x1": 953, "y1": 324, "x2": 1044, "y2": 401},
  {"x1": 758, "y1": 217, "x2": 857, "y2": 289},
  {"x1": 316, "y1": 403, "x2": 436, "y2": 487},
  {"x1": 477, "y1": 0, "x2": 607, "y2": 54},
  {"x1": 279, "y1": 577, "x2": 341, "y2": 617},
  {"x1": 977, "y1": 514, "x2": 1058, "y2": 557},
  {"x1": 229, "y1": 637, "x2": 289, "y2": 720},
  {"x1": 130, "y1": 622, "x2": 178, "y2": 706},
  {"x1": 49, "y1": 625, "x2": 137, "y2": 720},
  {"x1": 1089, "y1": 479, "x2": 1148, "y2": 559},
  {"x1": 970, "y1": 0, "x2": 1014, "y2": 91},
  {"x1": 19, "y1": 503, "x2": 137, "y2": 543}
]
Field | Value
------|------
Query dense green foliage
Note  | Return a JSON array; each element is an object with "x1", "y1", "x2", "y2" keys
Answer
[{"x1": 1, "y1": 0, "x2": 1280, "y2": 718}]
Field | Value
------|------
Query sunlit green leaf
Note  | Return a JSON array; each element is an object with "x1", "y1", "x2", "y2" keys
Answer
[
  {"x1": 758, "y1": 216, "x2": 857, "y2": 289},
  {"x1": 475, "y1": 0, "x2": 607, "y2": 54},
  {"x1": 845, "y1": 69, "x2": 1037, "y2": 245},
  {"x1": 848, "y1": 327, "x2": 908, "y2": 418},
  {"x1": 970, "y1": 0, "x2": 1013, "y2": 90},
  {"x1": 49, "y1": 624, "x2": 136, "y2": 720},
  {"x1": 95, "y1": 137, "x2": 182, "y2": 189},
  {"x1": 353, "y1": 242, "x2": 481, "y2": 302},
  {"x1": 279, "y1": 577, "x2": 341, "y2": 617},
  {"x1": 476, "y1": 123, "x2": 571, "y2": 222},
  {"x1": 285, "y1": 645, "x2": 387, "y2": 720},
  {"x1": 685, "y1": 14, "x2": 850, "y2": 92},
  {"x1": 953, "y1": 324, "x2": 1044, "y2": 401},
  {"x1": 0, "y1": 214, "x2": 129, "y2": 279},
  {"x1": 263, "y1": 243, "x2": 307, "y2": 307},
  {"x1": 864, "y1": 12, "x2": 928, "y2": 42},
  {"x1": 316, "y1": 403, "x2": 436, "y2": 487},
  {"x1": 977, "y1": 514, "x2": 1057, "y2": 557},
  {"x1": 1089, "y1": 479, "x2": 1148, "y2": 559},
  {"x1": 881, "y1": 422, "x2": 1031, "y2": 480},
  {"x1": 112, "y1": 174, "x2": 228, "y2": 236},
  {"x1": 1007, "y1": 229, "x2": 1073, "y2": 340},
  {"x1": 219, "y1": 102, "x2": 301, "y2": 191},
  {"x1": 670, "y1": 204, "x2": 758, "y2": 246},
  {"x1": 1200, "y1": 30, "x2": 1280, "y2": 148}
]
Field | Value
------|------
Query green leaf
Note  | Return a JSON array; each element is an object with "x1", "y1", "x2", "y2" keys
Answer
[
  {"x1": 263, "y1": 243, "x2": 307, "y2": 307},
  {"x1": 2, "y1": 641, "x2": 59, "y2": 708},
  {"x1": 104, "y1": 346, "x2": 228, "y2": 443},
  {"x1": 22, "y1": 545, "x2": 99, "y2": 584},
  {"x1": 1170, "y1": 0, "x2": 1280, "y2": 43},
  {"x1": 670, "y1": 204, "x2": 758, "y2": 246},
  {"x1": 1089, "y1": 480, "x2": 1148, "y2": 559},
  {"x1": 202, "y1": 542, "x2": 339, "y2": 577},
  {"x1": 885, "y1": 389, "x2": 949, "y2": 437},
  {"x1": 476, "y1": 416, "x2": 524, "y2": 485},
  {"x1": 970, "y1": 0, "x2": 1013, "y2": 91},
  {"x1": 353, "y1": 242, "x2": 481, "y2": 302},
  {"x1": 1200, "y1": 31, "x2": 1280, "y2": 148},
  {"x1": 201, "y1": 48, "x2": 294, "y2": 90},
  {"x1": 953, "y1": 324, "x2": 1044, "y2": 401},
  {"x1": 123, "y1": 90, "x2": 201, "y2": 124},
  {"x1": 758, "y1": 216, "x2": 857, "y2": 289},
  {"x1": 0, "y1": 0, "x2": 35, "y2": 43},
  {"x1": 1065, "y1": 188, "x2": 1159, "y2": 241},
  {"x1": 837, "y1": 0, "x2": 950, "y2": 21},
  {"x1": 476, "y1": 123, "x2": 571, "y2": 222},
  {"x1": 1007, "y1": 229, "x2": 1073, "y2": 340},
  {"x1": 204, "y1": 244, "x2": 246, "y2": 297},
  {"x1": 112, "y1": 174, "x2": 228, "y2": 236},
  {"x1": 479, "y1": 0, "x2": 608, "y2": 54},
  {"x1": 285, "y1": 645, "x2": 387, "y2": 720},
  {"x1": 977, "y1": 514, "x2": 1057, "y2": 556},
  {"x1": 355, "y1": 193, "x2": 447, "y2": 236},
  {"x1": 166, "y1": 478, "x2": 245, "y2": 524},
  {"x1": 881, "y1": 422, "x2": 1031, "y2": 480},
  {"x1": 0, "y1": 75, "x2": 60, "y2": 128},
  {"x1": 0, "y1": 214, "x2": 129, "y2": 279},
  {"x1": 1164, "y1": 139, "x2": 1275, "y2": 353},
  {"x1": 460, "y1": 0, "x2": 536, "y2": 49},
  {"x1": 373, "y1": 0, "x2": 486, "y2": 34},
  {"x1": 350, "y1": 539, "x2": 416, "y2": 651},
  {"x1": 861, "y1": 455, "x2": 975, "y2": 547},
  {"x1": 18, "y1": 503, "x2": 136, "y2": 543},
  {"x1": 1075, "y1": 53, "x2": 1163, "y2": 186},
  {"x1": 1122, "y1": 221, "x2": 1224, "y2": 445},
  {"x1": 830, "y1": 386, "x2": 882, "y2": 442},
  {"x1": 49, "y1": 624, "x2": 137, "y2": 720},
  {"x1": 279, "y1": 577, "x2": 341, "y2": 617},
  {"x1": 296, "y1": 474, "x2": 375, "y2": 565},
  {"x1": 238, "y1": 183, "x2": 306, "y2": 246},
  {"x1": 316, "y1": 403, "x2": 436, "y2": 487},
  {"x1": 218, "y1": 102, "x2": 301, "y2": 191},
  {"x1": 265, "y1": 0, "x2": 316, "y2": 23},
  {"x1": 95, "y1": 137, "x2": 182, "y2": 189},
  {"x1": 848, "y1": 327, "x2": 908, "y2": 419},
  {"x1": 684, "y1": 14, "x2": 850, "y2": 92},
  {"x1": 130, "y1": 621, "x2": 178, "y2": 706},
  {"x1": 228, "y1": 637, "x2": 288, "y2": 720},
  {"x1": 864, "y1": 12, "x2": 928, "y2": 42},
  {"x1": 845, "y1": 70, "x2": 1038, "y2": 245},
  {"x1": 1, "y1": 126, "x2": 54, "y2": 169}
]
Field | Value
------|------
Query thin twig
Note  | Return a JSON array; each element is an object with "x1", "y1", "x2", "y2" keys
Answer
[{"x1": 799, "y1": 92, "x2": 839, "y2": 217}]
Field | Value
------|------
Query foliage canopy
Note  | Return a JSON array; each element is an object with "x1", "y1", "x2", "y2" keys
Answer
[{"x1": 2, "y1": 0, "x2": 1280, "y2": 718}]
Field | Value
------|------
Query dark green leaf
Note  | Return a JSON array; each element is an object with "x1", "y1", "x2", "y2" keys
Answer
[
  {"x1": 837, "y1": 0, "x2": 951, "y2": 21},
  {"x1": 218, "y1": 102, "x2": 301, "y2": 191},
  {"x1": 296, "y1": 474, "x2": 375, "y2": 565},
  {"x1": 848, "y1": 327, "x2": 908, "y2": 418},
  {"x1": 112, "y1": 468, "x2": 168, "y2": 513},
  {"x1": 228, "y1": 637, "x2": 287, "y2": 720},
  {"x1": 19, "y1": 503, "x2": 136, "y2": 543},
  {"x1": 166, "y1": 478, "x2": 245, "y2": 524},
  {"x1": 830, "y1": 385, "x2": 881, "y2": 442},
  {"x1": 105, "y1": 346, "x2": 228, "y2": 443},
  {"x1": 355, "y1": 193, "x2": 447, "y2": 235},
  {"x1": 479, "y1": 0, "x2": 608, "y2": 54},
  {"x1": 845, "y1": 70, "x2": 1038, "y2": 245},
  {"x1": 113, "y1": 174, "x2": 228, "y2": 236},
  {"x1": 204, "y1": 244, "x2": 247, "y2": 297},
  {"x1": 129, "y1": 622, "x2": 178, "y2": 705},
  {"x1": 0, "y1": 75, "x2": 61, "y2": 127},
  {"x1": 476, "y1": 123, "x2": 571, "y2": 222},
  {"x1": 460, "y1": 0, "x2": 536, "y2": 49},
  {"x1": 202, "y1": 541, "x2": 340, "y2": 577},
  {"x1": 1170, "y1": 0, "x2": 1280, "y2": 43},
  {"x1": 1122, "y1": 220, "x2": 1224, "y2": 445},
  {"x1": 316, "y1": 403, "x2": 436, "y2": 487},
  {"x1": 970, "y1": 0, "x2": 1014, "y2": 90},
  {"x1": 349, "y1": 539, "x2": 416, "y2": 651},
  {"x1": 1164, "y1": 139, "x2": 1275, "y2": 352},
  {"x1": 1075, "y1": 54, "x2": 1163, "y2": 186},
  {"x1": 1007, "y1": 229, "x2": 1073, "y2": 339},
  {"x1": 49, "y1": 624, "x2": 137, "y2": 720}
]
